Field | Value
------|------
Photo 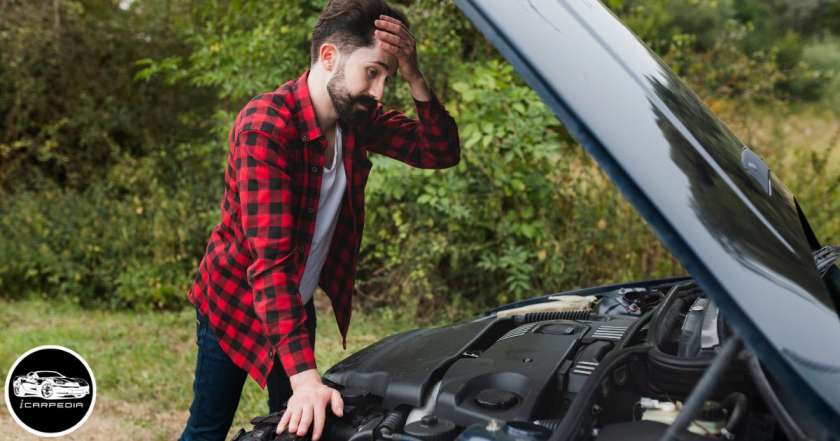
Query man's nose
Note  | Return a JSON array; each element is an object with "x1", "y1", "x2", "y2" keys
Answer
[{"x1": 369, "y1": 80, "x2": 385, "y2": 101}]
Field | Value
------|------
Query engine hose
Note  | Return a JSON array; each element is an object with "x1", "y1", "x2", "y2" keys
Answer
[
  {"x1": 616, "y1": 306, "x2": 656, "y2": 350},
  {"x1": 376, "y1": 409, "x2": 408, "y2": 440},
  {"x1": 721, "y1": 392, "x2": 748, "y2": 435},
  {"x1": 659, "y1": 337, "x2": 741, "y2": 441},
  {"x1": 648, "y1": 282, "x2": 691, "y2": 347},
  {"x1": 647, "y1": 345, "x2": 714, "y2": 371},
  {"x1": 654, "y1": 297, "x2": 686, "y2": 349}
]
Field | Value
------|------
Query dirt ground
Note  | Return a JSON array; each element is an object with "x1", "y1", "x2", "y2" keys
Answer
[{"x1": 0, "y1": 396, "x2": 189, "y2": 441}]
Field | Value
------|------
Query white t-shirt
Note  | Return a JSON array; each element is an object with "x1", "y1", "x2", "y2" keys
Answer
[{"x1": 298, "y1": 126, "x2": 347, "y2": 304}]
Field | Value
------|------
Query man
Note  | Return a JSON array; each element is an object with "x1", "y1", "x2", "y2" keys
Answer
[{"x1": 180, "y1": 0, "x2": 460, "y2": 439}]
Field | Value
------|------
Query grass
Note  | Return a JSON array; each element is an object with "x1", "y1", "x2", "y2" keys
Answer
[{"x1": 0, "y1": 294, "x2": 419, "y2": 440}]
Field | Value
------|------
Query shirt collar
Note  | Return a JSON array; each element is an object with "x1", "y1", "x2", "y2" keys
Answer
[{"x1": 290, "y1": 69, "x2": 324, "y2": 143}]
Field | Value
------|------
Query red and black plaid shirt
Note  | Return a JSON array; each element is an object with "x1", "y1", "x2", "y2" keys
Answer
[{"x1": 188, "y1": 70, "x2": 460, "y2": 387}]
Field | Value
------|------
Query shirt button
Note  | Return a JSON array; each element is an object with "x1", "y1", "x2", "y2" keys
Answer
[
  {"x1": 310, "y1": 165, "x2": 319, "y2": 173},
  {"x1": 307, "y1": 207, "x2": 315, "y2": 214},
  {"x1": 301, "y1": 135, "x2": 309, "y2": 142}
]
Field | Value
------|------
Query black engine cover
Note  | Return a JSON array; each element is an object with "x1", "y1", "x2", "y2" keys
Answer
[
  {"x1": 433, "y1": 321, "x2": 584, "y2": 426},
  {"x1": 324, "y1": 318, "x2": 499, "y2": 408},
  {"x1": 325, "y1": 314, "x2": 638, "y2": 427}
]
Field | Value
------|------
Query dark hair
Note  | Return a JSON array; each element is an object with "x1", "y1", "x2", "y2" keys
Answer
[{"x1": 310, "y1": 0, "x2": 409, "y2": 65}]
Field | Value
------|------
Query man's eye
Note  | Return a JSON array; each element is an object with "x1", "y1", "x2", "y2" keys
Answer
[{"x1": 368, "y1": 68, "x2": 377, "y2": 78}]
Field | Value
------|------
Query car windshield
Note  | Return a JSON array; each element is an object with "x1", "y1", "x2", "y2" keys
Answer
[{"x1": 36, "y1": 371, "x2": 63, "y2": 377}]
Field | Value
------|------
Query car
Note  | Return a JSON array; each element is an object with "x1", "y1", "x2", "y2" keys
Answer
[
  {"x1": 233, "y1": 1, "x2": 840, "y2": 440},
  {"x1": 12, "y1": 370, "x2": 90, "y2": 400}
]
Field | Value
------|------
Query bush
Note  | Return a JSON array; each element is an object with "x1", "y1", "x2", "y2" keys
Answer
[
  {"x1": 0, "y1": 0, "x2": 215, "y2": 191},
  {"x1": 357, "y1": 62, "x2": 683, "y2": 320},
  {"x1": 0, "y1": 141, "x2": 221, "y2": 310},
  {"x1": 2, "y1": 0, "x2": 835, "y2": 316},
  {"x1": 612, "y1": 0, "x2": 830, "y2": 103}
]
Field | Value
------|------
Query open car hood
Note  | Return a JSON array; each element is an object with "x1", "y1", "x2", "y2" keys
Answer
[{"x1": 455, "y1": 0, "x2": 840, "y2": 423}]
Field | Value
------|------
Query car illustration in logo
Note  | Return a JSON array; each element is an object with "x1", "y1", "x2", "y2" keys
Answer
[{"x1": 12, "y1": 371, "x2": 90, "y2": 400}]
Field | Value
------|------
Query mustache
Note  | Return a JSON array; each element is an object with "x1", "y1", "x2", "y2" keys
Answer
[{"x1": 351, "y1": 95, "x2": 378, "y2": 110}]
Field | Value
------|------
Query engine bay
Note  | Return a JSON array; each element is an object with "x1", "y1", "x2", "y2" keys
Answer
[{"x1": 233, "y1": 279, "x2": 825, "y2": 441}]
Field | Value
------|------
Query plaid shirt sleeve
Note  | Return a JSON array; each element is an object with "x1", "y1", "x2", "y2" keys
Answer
[
  {"x1": 235, "y1": 128, "x2": 317, "y2": 377},
  {"x1": 364, "y1": 91, "x2": 460, "y2": 168}
]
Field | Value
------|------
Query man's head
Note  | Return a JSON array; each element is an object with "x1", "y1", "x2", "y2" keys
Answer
[{"x1": 311, "y1": 0, "x2": 408, "y2": 126}]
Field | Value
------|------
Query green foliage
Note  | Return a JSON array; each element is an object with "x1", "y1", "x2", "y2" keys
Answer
[
  {"x1": 0, "y1": 0, "x2": 216, "y2": 190},
  {"x1": 136, "y1": 1, "x2": 317, "y2": 102},
  {"x1": 134, "y1": 0, "x2": 477, "y2": 119},
  {"x1": 359, "y1": 61, "x2": 681, "y2": 318},
  {"x1": 612, "y1": 0, "x2": 831, "y2": 102},
  {"x1": 1, "y1": 0, "x2": 838, "y2": 316},
  {"x1": 0, "y1": 140, "x2": 219, "y2": 309},
  {"x1": 801, "y1": 36, "x2": 840, "y2": 107}
]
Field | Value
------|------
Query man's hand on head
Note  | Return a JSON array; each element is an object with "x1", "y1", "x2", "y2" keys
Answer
[
  {"x1": 374, "y1": 15, "x2": 421, "y2": 83},
  {"x1": 374, "y1": 15, "x2": 431, "y2": 101},
  {"x1": 276, "y1": 369, "x2": 344, "y2": 441}
]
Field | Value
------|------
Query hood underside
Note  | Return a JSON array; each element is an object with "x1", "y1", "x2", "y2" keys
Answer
[{"x1": 454, "y1": 0, "x2": 840, "y2": 424}]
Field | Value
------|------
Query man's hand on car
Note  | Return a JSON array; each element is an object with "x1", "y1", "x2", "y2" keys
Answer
[{"x1": 276, "y1": 369, "x2": 344, "y2": 441}]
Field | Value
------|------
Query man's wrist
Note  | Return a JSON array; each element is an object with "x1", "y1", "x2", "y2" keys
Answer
[
  {"x1": 407, "y1": 73, "x2": 431, "y2": 102},
  {"x1": 289, "y1": 368, "x2": 322, "y2": 391}
]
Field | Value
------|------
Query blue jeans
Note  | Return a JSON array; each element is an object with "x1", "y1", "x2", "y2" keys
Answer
[{"x1": 179, "y1": 301, "x2": 317, "y2": 441}]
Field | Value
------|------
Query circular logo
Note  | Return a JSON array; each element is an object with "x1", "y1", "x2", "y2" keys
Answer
[{"x1": 4, "y1": 346, "x2": 96, "y2": 437}]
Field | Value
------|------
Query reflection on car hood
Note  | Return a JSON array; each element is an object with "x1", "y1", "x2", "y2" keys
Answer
[{"x1": 455, "y1": 0, "x2": 840, "y2": 425}]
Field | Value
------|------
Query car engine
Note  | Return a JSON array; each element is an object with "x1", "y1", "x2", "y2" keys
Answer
[{"x1": 232, "y1": 280, "x2": 822, "y2": 441}]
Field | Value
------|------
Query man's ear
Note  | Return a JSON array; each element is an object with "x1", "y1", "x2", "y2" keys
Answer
[{"x1": 319, "y1": 43, "x2": 340, "y2": 72}]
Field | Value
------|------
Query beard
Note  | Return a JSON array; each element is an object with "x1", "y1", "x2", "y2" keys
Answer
[{"x1": 327, "y1": 64, "x2": 378, "y2": 127}]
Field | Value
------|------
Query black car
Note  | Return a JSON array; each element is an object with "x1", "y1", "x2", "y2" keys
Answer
[{"x1": 235, "y1": 1, "x2": 840, "y2": 440}]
